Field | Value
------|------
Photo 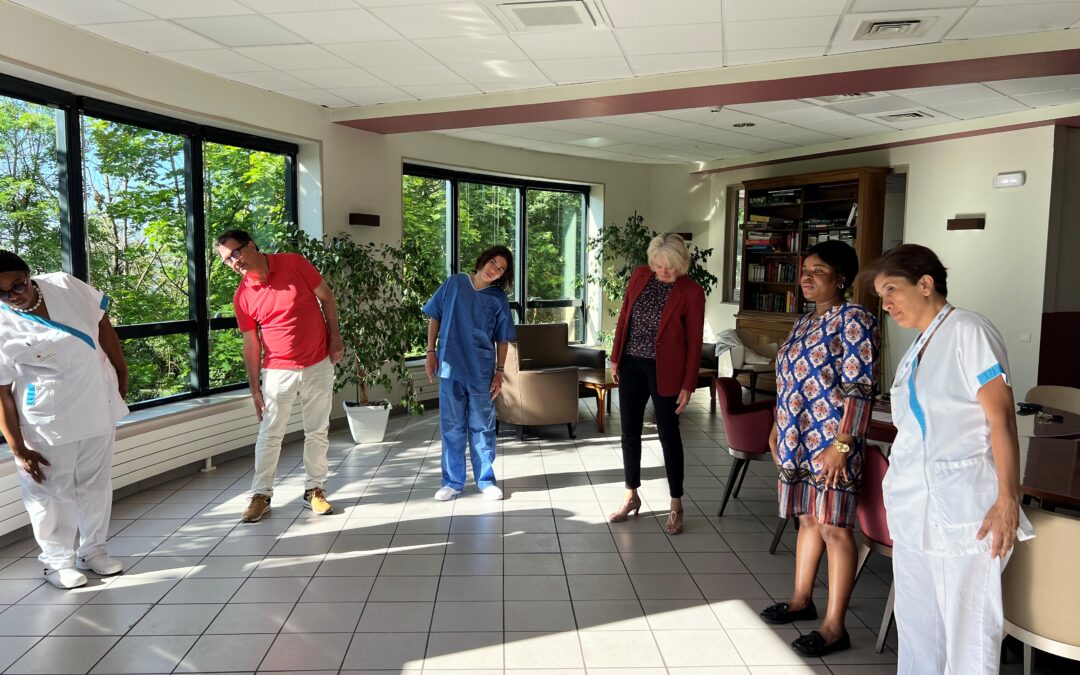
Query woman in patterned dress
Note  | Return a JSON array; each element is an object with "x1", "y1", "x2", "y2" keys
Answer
[{"x1": 758, "y1": 240, "x2": 880, "y2": 657}]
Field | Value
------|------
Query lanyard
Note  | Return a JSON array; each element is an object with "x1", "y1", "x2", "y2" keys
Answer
[{"x1": 900, "y1": 303, "x2": 955, "y2": 377}]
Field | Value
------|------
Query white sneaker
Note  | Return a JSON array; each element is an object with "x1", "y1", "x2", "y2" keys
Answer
[
  {"x1": 481, "y1": 485, "x2": 504, "y2": 501},
  {"x1": 45, "y1": 568, "x2": 87, "y2": 589},
  {"x1": 76, "y1": 554, "x2": 124, "y2": 576},
  {"x1": 434, "y1": 486, "x2": 462, "y2": 501}
]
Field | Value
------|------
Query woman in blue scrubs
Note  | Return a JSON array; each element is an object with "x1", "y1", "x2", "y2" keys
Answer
[{"x1": 424, "y1": 246, "x2": 517, "y2": 501}]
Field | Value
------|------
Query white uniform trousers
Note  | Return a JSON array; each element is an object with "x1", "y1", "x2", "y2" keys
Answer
[
  {"x1": 893, "y1": 544, "x2": 1010, "y2": 675},
  {"x1": 251, "y1": 357, "x2": 334, "y2": 497},
  {"x1": 16, "y1": 430, "x2": 114, "y2": 571}
]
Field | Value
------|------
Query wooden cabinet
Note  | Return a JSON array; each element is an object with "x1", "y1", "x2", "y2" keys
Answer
[{"x1": 735, "y1": 167, "x2": 887, "y2": 391}]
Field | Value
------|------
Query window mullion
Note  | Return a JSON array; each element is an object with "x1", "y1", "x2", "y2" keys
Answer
[
  {"x1": 57, "y1": 105, "x2": 87, "y2": 279},
  {"x1": 187, "y1": 136, "x2": 209, "y2": 396}
]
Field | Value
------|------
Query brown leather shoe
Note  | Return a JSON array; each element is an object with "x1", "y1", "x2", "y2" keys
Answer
[{"x1": 241, "y1": 494, "x2": 271, "y2": 523}]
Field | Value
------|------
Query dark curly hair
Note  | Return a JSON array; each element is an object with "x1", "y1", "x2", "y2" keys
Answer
[
  {"x1": 806, "y1": 240, "x2": 859, "y2": 293},
  {"x1": 474, "y1": 245, "x2": 514, "y2": 291}
]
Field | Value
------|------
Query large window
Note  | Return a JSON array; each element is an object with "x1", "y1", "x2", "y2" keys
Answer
[
  {"x1": 0, "y1": 74, "x2": 297, "y2": 408},
  {"x1": 402, "y1": 164, "x2": 590, "y2": 351}
]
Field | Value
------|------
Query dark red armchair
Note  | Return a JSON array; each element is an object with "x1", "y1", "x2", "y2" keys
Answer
[{"x1": 715, "y1": 377, "x2": 776, "y2": 517}]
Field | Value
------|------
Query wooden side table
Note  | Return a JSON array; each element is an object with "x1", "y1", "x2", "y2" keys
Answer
[{"x1": 578, "y1": 368, "x2": 616, "y2": 432}]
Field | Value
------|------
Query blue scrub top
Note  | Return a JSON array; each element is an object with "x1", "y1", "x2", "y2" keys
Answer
[{"x1": 423, "y1": 273, "x2": 516, "y2": 388}]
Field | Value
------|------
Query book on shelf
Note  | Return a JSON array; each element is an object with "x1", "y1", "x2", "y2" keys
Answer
[
  {"x1": 805, "y1": 231, "x2": 855, "y2": 249},
  {"x1": 744, "y1": 232, "x2": 796, "y2": 252},
  {"x1": 845, "y1": 202, "x2": 858, "y2": 227},
  {"x1": 749, "y1": 188, "x2": 802, "y2": 207},
  {"x1": 747, "y1": 261, "x2": 798, "y2": 283},
  {"x1": 750, "y1": 290, "x2": 798, "y2": 313},
  {"x1": 747, "y1": 214, "x2": 795, "y2": 227}
]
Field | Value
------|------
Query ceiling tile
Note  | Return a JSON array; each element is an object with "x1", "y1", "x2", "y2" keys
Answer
[
  {"x1": 724, "y1": 47, "x2": 825, "y2": 66},
  {"x1": 288, "y1": 68, "x2": 385, "y2": 88},
  {"x1": 614, "y1": 24, "x2": 724, "y2": 56},
  {"x1": 157, "y1": 48, "x2": 268, "y2": 73},
  {"x1": 986, "y1": 74, "x2": 1080, "y2": 95},
  {"x1": 11, "y1": 0, "x2": 152, "y2": 24},
  {"x1": 851, "y1": 0, "x2": 973, "y2": 11},
  {"x1": 863, "y1": 108, "x2": 959, "y2": 129},
  {"x1": 890, "y1": 83, "x2": 1004, "y2": 105},
  {"x1": 441, "y1": 129, "x2": 514, "y2": 142},
  {"x1": 123, "y1": 0, "x2": 253, "y2": 19},
  {"x1": 85, "y1": 20, "x2": 222, "y2": 52},
  {"x1": 329, "y1": 86, "x2": 415, "y2": 105},
  {"x1": 238, "y1": 0, "x2": 359, "y2": 12},
  {"x1": 414, "y1": 35, "x2": 527, "y2": 63},
  {"x1": 175, "y1": 15, "x2": 306, "y2": 47},
  {"x1": 1013, "y1": 89, "x2": 1080, "y2": 107},
  {"x1": 829, "y1": 8, "x2": 966, "y2": 53},
  {"x1": 397, "y1": 83, "x2": 482, "y2": 98},
  {"x1": 723, "y1": 0, "x2": 848, "y2": 22},
  {"x1": 626, "y1": 51, "x2": 725, "y2": 76},
  {"x1": 227, "y1": 70, "x2": 312, "y2": 90},
  {"x1": 727, "y1": 100, "x2": 823, "y2": 115},
  {"x1": 535, "y1": 57, "x2": 632, "y2": 85},
  {"x1": 948, "y1": 3, "x2": 1080, "y2": 39},
  {"x1": 659, "y1": 107, "x2": 784, "y2": 128},
  {"x1": 235, "y1": 45, "x2": 354, "y2": 69},
  {"x1": 277, "y1": 88, "x2": 352, "y2": 107},
  {"x1": 931, "y1": 97, "x2": 1030, "y2": 119},
  {"x1": 364, "y1": 63, "x2": 467, "y2": 86},
  {"x1": 604, "y1": 0, "x2": 724, "y2": 27},
  {"x1": 564, "y1": 136, "x2": 626, "y2": 148},
  {"x1": 449, "y1": 61, "x2": 552, "y2": 86},
  {"x1": 266, "y1": 9, "x2": 402, "y2": 44},
  {"x1": 510, "y1": 30, "x2": 624, "y2": 60},
  {"x1": 325, "y1": 40, "x2": 437, "y2": 66},
  {"x1": 724, "y1": 16, "x2": 838, "y2": 51},
  {"x1": 761, "y1": 105, "x2": 849, "y2": 124},
  {"x1": 798, "y1": 116, "x2": 895, "y2": 137},
  {"x1": 369, "y1": 1, "x2": 502, "y2": 39},
  {"x1": 501, "y1": 126, "x2": 585, "y2": 143},
  {"x1": 827, "y1": 94, "x2": 921, "y2": 115}
]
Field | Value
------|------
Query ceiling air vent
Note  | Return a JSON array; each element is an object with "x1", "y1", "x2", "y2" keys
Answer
[
  {"x1": 483, "y1": 1, "x2": 607, "y2": 32},
  {"x1": 854, "y1": 17, "x2": 936, "y2": 40},
  {"x1": 806, "y1": 92, "x2": 885, "y2": 105},
  {"x1": 876, "y1": 110, "x2": 936, "y2": 123}
]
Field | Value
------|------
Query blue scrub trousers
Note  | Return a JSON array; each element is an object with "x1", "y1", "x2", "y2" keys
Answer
[{"x1": 439, "y1": 377, "x2": 497, "y2": 491}]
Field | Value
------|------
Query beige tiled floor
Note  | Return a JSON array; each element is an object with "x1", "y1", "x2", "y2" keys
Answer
[{"x1": 0, "y1": 394, "x2": 1038, "y2": 674}]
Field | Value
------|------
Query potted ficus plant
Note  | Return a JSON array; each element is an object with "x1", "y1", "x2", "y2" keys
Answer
[{"x1": 281, "y1": 226, "x2": 425, "y2": 443}]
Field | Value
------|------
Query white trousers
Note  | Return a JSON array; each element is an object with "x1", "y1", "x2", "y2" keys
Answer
[
  {"x1": 251, "y1": 357, "x2": 334, "y2": 497},
  {"x1": 893, "y1": 544, "x2": 1010, "y2": 675},
  {"x1": 17, "y1": 431, "x2": 114, "y2": 571}
]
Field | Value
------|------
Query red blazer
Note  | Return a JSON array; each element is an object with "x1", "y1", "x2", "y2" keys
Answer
[{"x1": 611, "y1": 266, "x2": 706, "y2": 396}]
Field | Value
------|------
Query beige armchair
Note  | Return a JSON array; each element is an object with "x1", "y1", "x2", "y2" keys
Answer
[
  {"x1": 1003, "y1": 507, "x2": 1080, "y2": 674},
  {"x1": 495, "y1": 323, "x2": 605, "y2": 438}
]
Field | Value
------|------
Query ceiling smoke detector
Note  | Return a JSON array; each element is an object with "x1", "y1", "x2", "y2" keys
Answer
[
  {"x1": 482, "y1": 0, "x2": 608, "y2": 32},
  {"x1": 854, "y1": 17, "x2": 935, "y2": 40}
]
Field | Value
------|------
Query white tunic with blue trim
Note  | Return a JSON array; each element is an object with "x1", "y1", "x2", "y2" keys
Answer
[
  {"x1": 0, "y1": 273, "x2": 127, "y2": 446},
  {"x1": 883, "y1": 304, "x2": 1034, "y2": 556}
]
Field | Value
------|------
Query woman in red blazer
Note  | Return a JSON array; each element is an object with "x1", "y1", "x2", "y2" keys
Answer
[{"x1": 609, "y1": 233, "x2": 705, "y2": 535}]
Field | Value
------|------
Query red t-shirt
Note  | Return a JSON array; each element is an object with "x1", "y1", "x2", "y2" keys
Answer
[{"x1": 234, "y1": 252, "x2": 329, "y2": 370}]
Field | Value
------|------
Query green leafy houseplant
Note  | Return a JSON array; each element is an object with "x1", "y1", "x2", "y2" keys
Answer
[
  {"x1": 586, "y1": 211, "x2": 718, "y2": 345},
  {"x1": 277, "y1": 226, "x2": 426, "y2": 416}
]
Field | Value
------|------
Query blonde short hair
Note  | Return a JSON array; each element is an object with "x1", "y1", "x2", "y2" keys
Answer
[{"x1": 647, "y1": 233, "x2": 690, "y2": 276}]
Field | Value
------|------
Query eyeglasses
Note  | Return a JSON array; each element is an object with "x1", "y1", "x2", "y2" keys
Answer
[
  {"x1": 0, "y1": 280, "x2": 28, "y2": 301},
  {"x1": 222, "y1": 244, "x2": 245, "y2": 266}
]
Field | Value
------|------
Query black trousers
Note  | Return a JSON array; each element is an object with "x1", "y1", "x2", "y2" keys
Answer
[{"x1": 618, "y1": 354, "x2": 685, "y2": 498}]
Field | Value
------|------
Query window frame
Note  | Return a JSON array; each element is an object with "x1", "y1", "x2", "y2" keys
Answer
[
  {"x1": 403, "y1": 163, "x2": 591, "y2": 340},
  {"x1": 722, "y1": 185, "x2": 746, "y2": 304},
  {"x1": 1, "y1": 72, "x2": 299, "y2": 410}
]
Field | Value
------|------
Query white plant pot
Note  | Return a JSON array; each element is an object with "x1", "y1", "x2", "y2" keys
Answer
[{"x1": 343, "y1": 401, "x2": 390, "y2": 444}]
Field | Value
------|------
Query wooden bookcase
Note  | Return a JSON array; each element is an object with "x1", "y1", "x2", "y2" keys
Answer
[{"x1": 735, "y1": 167, "x2": 887, "y2": 371}]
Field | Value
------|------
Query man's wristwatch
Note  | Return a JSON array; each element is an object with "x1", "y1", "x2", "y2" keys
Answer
[{"x1": 834, "y1": 440, "x2": 853, "y2": 455}]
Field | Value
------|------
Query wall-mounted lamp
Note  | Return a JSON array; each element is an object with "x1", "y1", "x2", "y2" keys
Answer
[
  {"x1": 993, "y1": 171, "x2": 1026, "y2": 188},
  {"x1": 348, "y1": 213, "x2": 380, "y2": 227}
]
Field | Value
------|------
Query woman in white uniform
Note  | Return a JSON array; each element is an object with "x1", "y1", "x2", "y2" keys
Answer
[
  {"x1": 866, "y1": 244, "x2": 1034, "y2": 674},
  {"x1": 0, "y1": 251, "x2": 129, "y2": 589}
]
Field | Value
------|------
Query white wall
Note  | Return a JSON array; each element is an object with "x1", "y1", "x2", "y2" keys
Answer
[{"x1": 685, "y1": 128, "x2": 1056, "y2": 397}]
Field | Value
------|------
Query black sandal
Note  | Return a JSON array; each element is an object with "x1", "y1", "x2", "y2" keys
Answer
[
  {"x1": 791, "y1": 630, "x2": 851, "y2": 656},
  {"x1": 759, "y1": 601, "x2": 818, "y2": 625}
]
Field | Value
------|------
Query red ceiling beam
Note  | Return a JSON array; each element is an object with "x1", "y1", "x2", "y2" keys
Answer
[{"x1": 337, "y1": 48, "x2": 1080, "y2": 134}]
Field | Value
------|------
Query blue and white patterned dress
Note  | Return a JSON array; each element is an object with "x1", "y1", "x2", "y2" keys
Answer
[{"x1": 774, "y1": 302, "x2": 880, "y2": 528}]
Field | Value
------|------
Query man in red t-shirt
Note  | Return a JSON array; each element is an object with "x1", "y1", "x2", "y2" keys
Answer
[{"x1": 216, "y1": 229, "x2": 344, "y2": 523}]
